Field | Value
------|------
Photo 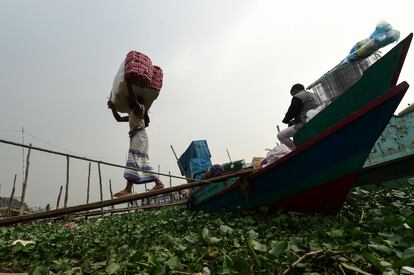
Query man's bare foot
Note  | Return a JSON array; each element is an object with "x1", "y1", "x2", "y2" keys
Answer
[
  {"x1": 150, "y1": 182, "x2": 164, "y2": 191},
  {"x1": 114, "y1": 189, "x2": 132, "y2": 198}
]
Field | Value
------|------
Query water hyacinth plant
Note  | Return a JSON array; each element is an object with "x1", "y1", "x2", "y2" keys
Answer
[{"x1": 0, "y1": 180, "x2": 413, "y2": 274}]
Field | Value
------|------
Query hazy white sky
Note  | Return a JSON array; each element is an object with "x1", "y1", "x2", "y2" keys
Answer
[{"x1": 1, "y1": 0, "x2": 413, "y2": 208}]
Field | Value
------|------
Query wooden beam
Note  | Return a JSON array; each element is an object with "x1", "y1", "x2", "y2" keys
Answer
[
  {"x1": 170, "y1": 145, "x2": 189, "y2": 182},
  {"x1": 64, "y1": 156, "x2": 69, "y2": 208},
  {"x1": 86, "y1": 162, "x2": 91, "y2": 204},
  {"x1": 7, "y1": 174, "x2": 17, "y2": 217},
  {"x1": 0, "y1": 169, "x2": 252, "y2": 226},
  {"x1": 226, "y1": 149, "x2": 232, "y2": 163},
  {"x1": 56, "y1": 185, "x2": 63, "y2": 209},
  {"x1": 19, "y1": 144, "x2": 32, "y2": 216},
  {"x1": 98, "y1": 162, "x2": 103, "y2": 213},
  {"x1": 69, "y1": 201, "x2": 187, "y2": 219},
  {"x1": 109, "y1": 179, "x2": 114, "y2": 211}
]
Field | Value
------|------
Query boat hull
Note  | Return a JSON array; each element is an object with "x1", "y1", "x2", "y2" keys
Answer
[
  {"x1": 356, "y1": 103, "x2": 414, "y2": 186},
  {"x1": 190, "y1": 82, "x2": 409, "y2": 212},
  {"x1": 357, "y1": 153, "x2": 414, "y2": 187}
]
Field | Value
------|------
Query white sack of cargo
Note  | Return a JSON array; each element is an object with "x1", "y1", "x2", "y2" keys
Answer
[{"x1": 262, "y1": 144, "x2": 291, "y2": 167}]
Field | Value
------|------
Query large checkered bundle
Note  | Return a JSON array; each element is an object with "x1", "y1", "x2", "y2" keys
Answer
[
  {"x1": 124, "y1": 51, "x2": 153, "y2": 87},
  {"x1": 110, "y1": 51, "x2": 164, "y2": 114},
  {"x1": 149, "y1": 65, "x2": 163, "y2": 91}
]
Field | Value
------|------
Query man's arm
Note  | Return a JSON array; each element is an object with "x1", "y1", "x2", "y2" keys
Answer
[
  {"x1": 126, "y1": 82, "x2": 145, "y2": 118},
  {"x1": 282, "y1": 97, "x2": 303, "y2": 124},
  {"x1": 107, "y1": 101, "x2": 129, "y2": 122}
]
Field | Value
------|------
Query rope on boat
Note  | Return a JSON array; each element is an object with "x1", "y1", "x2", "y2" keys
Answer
[{"x1": 0, "y1": 138, "x2": 206, "y2": 183}]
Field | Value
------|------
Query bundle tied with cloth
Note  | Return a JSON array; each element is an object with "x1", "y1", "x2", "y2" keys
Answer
[
  {"x1": 341, "y1": 20, "x2": 400, "y2": 64},
  {"x1": 109, "y1": 51, "x2": 164, "y2": 113}
]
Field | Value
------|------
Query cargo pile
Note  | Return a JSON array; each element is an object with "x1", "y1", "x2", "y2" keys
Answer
[
  {"x1": 178, "y1": 140, "x2": 249, "y2": 182},
  {"x1": 124, "y1": 51, "x2": 153, "y2": 87},
  {"x1": 110, "y1": 51, "x2": 164, "y2": 113},
  {"x1": 342, "y1": 21, "x2": 400, "y2": 64}
]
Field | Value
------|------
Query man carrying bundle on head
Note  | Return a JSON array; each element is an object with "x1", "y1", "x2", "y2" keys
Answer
[
  {"x1": 107, "y1": 51, "x2": 165, "y2": 197},
  {"x1": 107, "y1": 82, "x2": 164, "y2": 197}
]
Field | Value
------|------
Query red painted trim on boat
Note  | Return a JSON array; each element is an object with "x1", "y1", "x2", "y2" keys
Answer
[
  {"x1": 267, "y1": 173, "x2": 357, "y2": 213},
  {"x1": 391, "y1": 33, "x2": 412, "y2": 86},
  {"x1": 193, "y1": 82, "x2": 409, "y2": 206}
]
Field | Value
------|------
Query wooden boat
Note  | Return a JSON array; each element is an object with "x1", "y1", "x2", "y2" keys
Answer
[
  {"x1": 296, "y1": 33, "x2": 413, "y2": 187},
  {"x1": 357, "y1": 104, "x2": 414, "y2": 186},
  {"x1": 294, "y1": 33, "x2": 412, "y2": 146},
  {"x1": 189, "y1": 82, "x2": 410, "y2": 212},
  {"x1": 187, "y1": 34, "x2": 413, "y2": 213}
]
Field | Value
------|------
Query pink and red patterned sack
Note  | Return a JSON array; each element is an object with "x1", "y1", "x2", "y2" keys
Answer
[{"x1": 110, "y1": 51, "x2": 164, "y2": 113}]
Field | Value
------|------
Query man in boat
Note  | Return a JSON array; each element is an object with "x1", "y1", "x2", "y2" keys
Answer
[
  {"x1": 107, "y1": 82, "x2": 164, "y2": 197},
  {"x1": 277, "y1": 83, "x2": 320, "y2": 149}
]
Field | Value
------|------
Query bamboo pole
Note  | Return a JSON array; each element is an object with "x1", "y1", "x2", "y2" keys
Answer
[
  {"x1": 7, "y1": 174, "x2": 17, "y2": 217},
  {"x1": 98, "y1": 162, "x2": 103, "y2": 212},
  {"x1": 64, "y1": 156, "x2": 69, "y2": 208},
  {"x1": 156, "y1": 165, "x2": 161, "y2": 205},
  {"x1": 226, "y1": 149, "x2": 232, "y2": 163},
  {"x1": 19, "y1": 144, "x2": 32, "y2": 216},
  {"x1": 86, "y1": 162, "x2": 91, "y2": 204},
  {"x1": 56, "y1": 185, "x2": 63, "y2": 209},
  {"x1": 0, "y1": 169, "x2": 252, "y2": 226},
  {"x1": 21, "y1": 127, "x2": 25, "y2": 180},
  {"x1": 68, "y1": 201, "x2": 187, "y2": 219},
  {"x1": 169, "y1": 171, "x2": 173, "y2": 203},
  {"x1": 0, "y1": 139, "x2": 197, "y2": 183},
  {"x1": 109, "y1": 179, "x2": 114, "y2": 211},
  {"x1": 170, "y1": 145, "x2": 189, "y2": 182}
]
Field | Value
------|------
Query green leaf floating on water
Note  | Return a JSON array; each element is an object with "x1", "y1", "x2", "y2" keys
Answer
[
  {"x1": 368, "y1": 244, "x2": 394, "y2": 256},
  {"x1": 219, "y1": 224, "x2": 234, "y2": 235},
  {"x1": 202, "y1": 228, "x2": 222, "y2": 245},
  {"x1": 362, "y1": 252, "x2": 382, "y2": 271},
  {"x1": 396, "y1": 246, "x2": 414, "y2": 267},
  {"x1": 165, "y1": 256, "x2": 179, "y2": 269},
  {"x1": 341, "y1": 262, "x2": 372, "y2": 275},
  {"x1": 268, "y1": 240, "x2": 287, "y2": 257},
  {"x1": 248, "y1": 229, "x2": 259, "y2": 240},
  {"x1": 32, "y1": 265, "x2": 49, "y2": 275},
  {"x1": 249, "y1": 240, "x2": 267, "y2": 252},
  {"x1": 106, "y1": 262, "x2": 120, "y2": 274},
  {"x1": 329, "y1": 229, "x2": 345, "y2": 238}
]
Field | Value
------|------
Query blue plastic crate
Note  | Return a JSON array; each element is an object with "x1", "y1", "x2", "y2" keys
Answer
[
  {"x1": 188, "y1": 158, "x2": 212, "y2": 179},
  {"x1": 179, "y1": 140, "x2": 211, "y2": 173}
]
